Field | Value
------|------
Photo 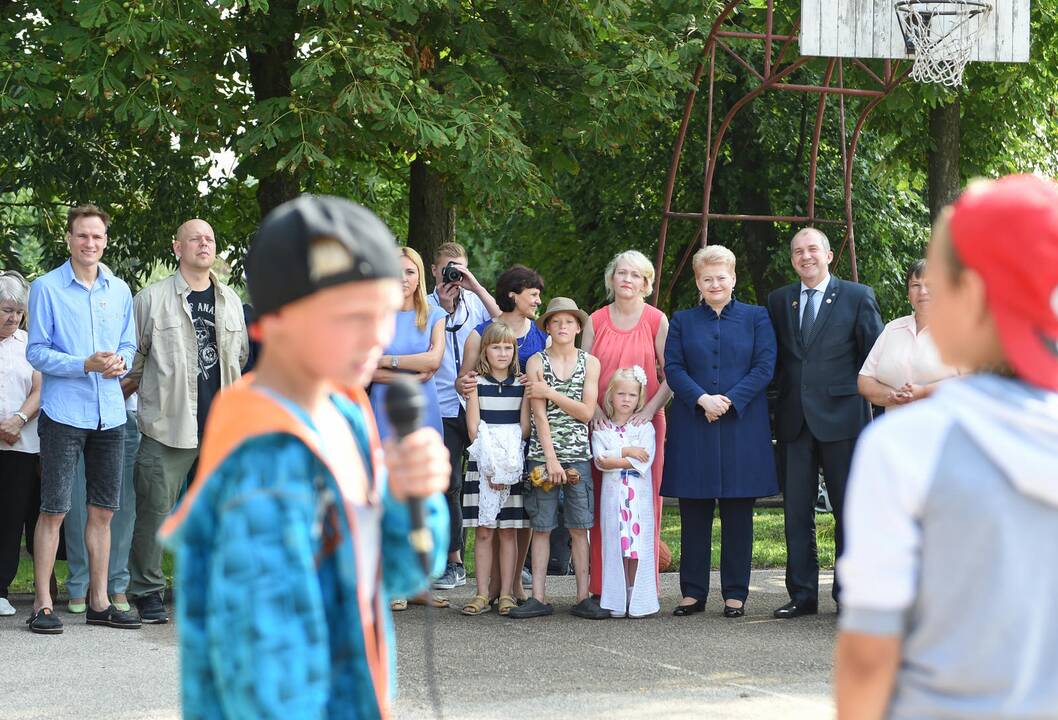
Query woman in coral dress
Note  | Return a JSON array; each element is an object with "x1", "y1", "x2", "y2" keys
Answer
[{"x1": 582, "y1": 250, "x2": 672, "y2": 598}]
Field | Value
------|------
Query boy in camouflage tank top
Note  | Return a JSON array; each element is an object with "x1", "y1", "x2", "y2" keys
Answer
[{"x1": 509, "y1": 298, "x2": 608, "y2": 620}]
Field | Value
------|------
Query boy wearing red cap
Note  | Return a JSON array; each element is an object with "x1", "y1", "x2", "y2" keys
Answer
[
  {"x1": 835, "y1": 175, "x2": 1058, "y2": 718},
  {"x1": 160, "y1": 196, "x2": 450, "y2": 719}
]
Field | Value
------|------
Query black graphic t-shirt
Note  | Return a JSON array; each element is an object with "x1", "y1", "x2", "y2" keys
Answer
[{"x1": 186, "y1": 284, "x2": 221, "y2": 436}]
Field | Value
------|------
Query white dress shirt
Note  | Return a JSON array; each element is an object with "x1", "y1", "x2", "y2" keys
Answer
[
  {"x1": 798, "y1": 273, "x2": 831, "y2": 326},
  {"x1": 0, "y1": 329, "x2": 40, "y2": 454}
]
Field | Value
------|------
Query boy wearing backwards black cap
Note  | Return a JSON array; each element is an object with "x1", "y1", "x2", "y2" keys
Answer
[
  {"x1": 835, "y1": 174, "x2": 1058, "y2": 718},
  {"x1": 160, "y1": 196, "x2": 450, "y2": 719}
]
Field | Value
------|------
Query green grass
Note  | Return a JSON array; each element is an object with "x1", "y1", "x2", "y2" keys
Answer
[
  {"x1": 10, "y1": 507, "x2": 835, "y2": 593},
  {"x1": 462, "y1": 506, "x2": 834, "y2": 576},
  {"x1": 11, "y1": 551, "x2": 174, "y2": 596}
]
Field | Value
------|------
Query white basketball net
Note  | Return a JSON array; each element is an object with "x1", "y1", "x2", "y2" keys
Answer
[{"x1": 895, "y1": 0, "x2": 992, "y2": 86}]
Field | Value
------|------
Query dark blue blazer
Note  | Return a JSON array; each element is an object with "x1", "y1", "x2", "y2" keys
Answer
[
  {"x1": 766, "y1": 277, "x2": 884, "y2": 443},
  {"x1": 661, "y1": 300, "x2": 779, "y2": 500}
]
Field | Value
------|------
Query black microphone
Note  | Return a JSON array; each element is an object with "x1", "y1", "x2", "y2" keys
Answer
[{"x1": 384, "y1": 378, "x2": 434, "y2": 574}]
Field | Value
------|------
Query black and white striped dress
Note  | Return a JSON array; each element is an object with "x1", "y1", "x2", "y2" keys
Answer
[{"x1": 462, "y1": 374, "x2": 529, "y2": 529}]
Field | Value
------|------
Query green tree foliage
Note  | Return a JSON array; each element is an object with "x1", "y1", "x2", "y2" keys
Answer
[
  {"x1": 0, "y1": 0, "x2": 714, "y2": 282},
  {"x1": 0, "y1": 0, "x2": 1054, "y2": 318}
]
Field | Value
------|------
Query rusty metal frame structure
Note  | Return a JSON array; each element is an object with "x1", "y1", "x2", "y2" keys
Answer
[{"x1": 653, "y1": 0, "x2": 913, "y2": 304}]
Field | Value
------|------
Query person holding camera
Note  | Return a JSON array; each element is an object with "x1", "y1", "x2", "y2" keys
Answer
[{"x1": 427, "y1": 243, "x2": 501, "y2": 589}]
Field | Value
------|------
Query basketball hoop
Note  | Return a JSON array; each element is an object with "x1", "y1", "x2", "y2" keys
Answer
[{"x1": 895, "y1": 0, "x2": 992, "y2": 86}]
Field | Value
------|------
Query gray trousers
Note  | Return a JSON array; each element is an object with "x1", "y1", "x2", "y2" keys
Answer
[
  {"x1": 127, "y1": 434, "x2": 198, "y2": 599},
  {"x1": 65, "y1": 410, "x2": 140, "y2": 597}
]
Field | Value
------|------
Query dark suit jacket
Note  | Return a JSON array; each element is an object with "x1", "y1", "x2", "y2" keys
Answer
[{"x1": 766, "y1": 277, "x2": 883, "y2": 443}]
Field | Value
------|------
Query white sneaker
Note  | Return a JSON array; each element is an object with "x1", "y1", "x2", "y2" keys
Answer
[{"x1": 0, "y1": 597, "x2": 15, "y2": 616}]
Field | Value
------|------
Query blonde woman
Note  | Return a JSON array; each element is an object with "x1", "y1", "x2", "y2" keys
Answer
[
  {"x1": 369, "y1": 246, "x2": 449, "y2": 611},
  {"x1": 368, "y1": 246, "x2": 447, "y2": 440},
  {"x1": 662, "y1": 245, "x2": 777, "y2": 618},
  {"x1": 581, "y1": 250, "x2": 672, "y2": 599},
  {"x1": 0, "y1": 271, "x2": 42, "y2": 617}
]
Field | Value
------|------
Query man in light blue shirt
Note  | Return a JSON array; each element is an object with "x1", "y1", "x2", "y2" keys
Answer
[
  {"x1": 426, "y1": 242, "x2": 499, "y2": 589},
  {"x1": 25, "y1": 204, "x2": 140, "y2": 634}
]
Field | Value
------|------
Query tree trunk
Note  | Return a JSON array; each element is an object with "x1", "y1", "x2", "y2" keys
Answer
[
  {"x1": 928, "y1": 97, "x2": 961, "y2": 222},
  {"x1": 408, "y1": 156, "x2": 455, "y2": 261},
  {"x1": 244, "y1": 0, "x2": 300, "y2": 220},
  {"x1": 728, "y1": 107, "x2": 783, "y2": 304}
]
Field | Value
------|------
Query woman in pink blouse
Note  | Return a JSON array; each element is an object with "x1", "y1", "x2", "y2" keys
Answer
[
  {"x1": 582, "y1": 251, "x2": 672, "y2": 597},
  {"x1": 858, "y1": 259, "x2": 958, "y2": 409}
]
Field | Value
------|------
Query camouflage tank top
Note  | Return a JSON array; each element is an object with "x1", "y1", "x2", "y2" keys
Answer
[{"x1": 528, "y1": 349, "x2": 591, "y2": 463}]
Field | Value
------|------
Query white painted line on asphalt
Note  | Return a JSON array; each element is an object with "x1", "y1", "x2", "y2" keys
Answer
[{"x1": 585, "y1": 642, "x2": 832, "y2": 711}]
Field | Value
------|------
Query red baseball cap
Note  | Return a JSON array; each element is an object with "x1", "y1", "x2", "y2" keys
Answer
[{"x1": 948, "y1": 174, "x2": 1058, "y2": 391}]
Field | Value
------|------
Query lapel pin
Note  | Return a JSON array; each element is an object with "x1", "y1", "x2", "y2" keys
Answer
[{"x1": 792, "y1": 300, "x2": 798, "y2": 308}]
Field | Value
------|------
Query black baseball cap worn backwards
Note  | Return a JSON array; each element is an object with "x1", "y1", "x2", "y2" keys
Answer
[{"x1": 246, "y1": 195, "x2": 401, "y2": 316}]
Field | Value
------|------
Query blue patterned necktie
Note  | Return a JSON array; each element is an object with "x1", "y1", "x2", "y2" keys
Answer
[{"x1": 801, "y1": 288, "x2": 817, "y2": 342}]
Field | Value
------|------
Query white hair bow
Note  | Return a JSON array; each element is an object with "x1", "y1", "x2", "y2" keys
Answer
[{"x1": 631, "y1": 365, "x2": 647, "y2": 387}]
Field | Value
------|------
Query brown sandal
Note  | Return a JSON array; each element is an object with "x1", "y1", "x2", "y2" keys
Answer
[
  {"x1": 496, "y1": 595, "x2": 517, "y2": 616},
  {"x1": 462, "y1": 594, "x2": 492, "y2": 616},
  {"x1": 408, "y1": 593, "x2": 450, "y2": 609},
  {"x1": 390, "y1": 598, "x2": 408, "y2": 612}
]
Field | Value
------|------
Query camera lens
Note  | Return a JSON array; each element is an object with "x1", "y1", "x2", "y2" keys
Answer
[{"x1": 443, "y1": 263, "x2": 463, "y2": 283}]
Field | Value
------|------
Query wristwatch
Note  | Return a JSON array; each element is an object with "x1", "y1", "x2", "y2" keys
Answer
[
  {"x1": 390, "y1": 356, "x2": 399, "y2": 369},
  {"x1": 14, "y1": 411, "x2": 28, "y2": 425}
]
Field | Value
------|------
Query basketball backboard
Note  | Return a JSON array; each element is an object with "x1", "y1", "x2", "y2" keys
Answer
[{"x1": 800, "y1": 0, "x2": 1030, "y2": 62}]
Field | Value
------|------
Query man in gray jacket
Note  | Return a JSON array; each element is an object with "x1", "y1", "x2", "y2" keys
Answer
[{"x1": 125, "y1": 219, "x2": 247, "y2": 623}]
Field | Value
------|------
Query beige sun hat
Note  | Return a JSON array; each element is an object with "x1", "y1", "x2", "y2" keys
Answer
[{"x1": 536, "y1": 296, "x2": 589, "y2": 332}]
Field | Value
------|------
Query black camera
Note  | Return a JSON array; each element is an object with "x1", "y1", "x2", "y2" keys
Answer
[{"x1": 441, "y1": 261, "x2": 463, "y2": 284}]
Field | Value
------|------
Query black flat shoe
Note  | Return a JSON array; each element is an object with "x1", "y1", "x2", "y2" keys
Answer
[
  {"x1": 723, "y1": 602, "x2": 746, "y2": 618},
  {"x1": 773, "y1": 600, "x2": 818, "y2": 619},
  {"x1": 27, "y1": 607, "x2": 63, "y2": 635},
  {"x1": 672, "y1": 598, "x2": 706, "y2": 616},
  {"x1": 507, "y1": 597, "x2": 553, "y2": 619},
  {"x1": 87, "y1": 604, "x2": 142, "y2": 629}
]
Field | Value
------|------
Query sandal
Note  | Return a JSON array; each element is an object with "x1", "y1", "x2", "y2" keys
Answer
[
  {"x1": 27, "y1": 607, "x2": 64, "y2": 635},
  {"x1": 408, "y1": 593, "x2": 450, "y2": 609},
  {"x1": 496, "y1": 595, "x2": 517, "y2": 616},
  {"x1": 462, "y1": 594, "x2": 492, "y2": 616},
  {"x1": 390, "y1": 598, "x2": 408, "y2": 612}
]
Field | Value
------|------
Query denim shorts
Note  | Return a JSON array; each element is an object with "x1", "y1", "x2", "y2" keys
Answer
[
  {"x1": 523, "y1": 459, "x2": 593, "y2": 532},
  {"x1": 38, "y1": 411, "x2": 125, "y2": 514}
]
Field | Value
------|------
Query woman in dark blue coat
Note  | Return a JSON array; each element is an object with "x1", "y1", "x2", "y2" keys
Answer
[{"x1": 662, "y1": 245, "x2": 778, "y2": 618}]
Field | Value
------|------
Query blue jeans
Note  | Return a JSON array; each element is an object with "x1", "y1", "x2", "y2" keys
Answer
[{"x1": 64, "y1": 410, "x2": 140, "y2": 597}]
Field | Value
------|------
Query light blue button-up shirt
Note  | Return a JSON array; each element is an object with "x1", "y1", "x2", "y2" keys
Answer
[
  {"x1": 428, "y1": 288, "x2": 492, "y2": 418},
  {"x1": 27, "y1": 260, "x2": 136, "y2": 430}
]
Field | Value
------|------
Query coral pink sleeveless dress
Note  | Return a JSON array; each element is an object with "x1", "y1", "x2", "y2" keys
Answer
[{"x1": 588, "y1": 304, "x2": 667, "y2": 596}]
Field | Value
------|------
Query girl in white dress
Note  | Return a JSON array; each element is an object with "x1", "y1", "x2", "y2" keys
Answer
[{"x1": 591, "y1": 366, "x2": 659, "y2": 618}]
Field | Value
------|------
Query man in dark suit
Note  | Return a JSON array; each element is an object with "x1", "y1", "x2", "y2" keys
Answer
[{"x1": 766, "y1": 228, "x2": 883, "y2": 618}]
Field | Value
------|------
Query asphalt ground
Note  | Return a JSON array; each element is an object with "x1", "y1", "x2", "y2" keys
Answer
[{"x1": 1, "y1": 570, "x2": 837, "y2": 720}]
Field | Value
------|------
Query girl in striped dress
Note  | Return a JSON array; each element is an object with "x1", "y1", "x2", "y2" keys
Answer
[{"x1": 461, "y1": 322, "x2": 530, "y2": 616}]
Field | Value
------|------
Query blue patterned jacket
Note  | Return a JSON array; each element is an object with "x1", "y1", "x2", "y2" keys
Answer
[{"x1": 161, "y1": 381, "x2": 448, "y2": 719}]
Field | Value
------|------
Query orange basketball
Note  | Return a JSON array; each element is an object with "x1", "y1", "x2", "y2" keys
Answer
[{"x1": 658, "y1": 540, "x2": 672, "y2": 572}]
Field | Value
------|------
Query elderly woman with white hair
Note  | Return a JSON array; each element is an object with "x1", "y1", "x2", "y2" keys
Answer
[
  {"x1": 0, "y1": 270, "x2": 42, "y2": 617},
  {"x1": 582, "y1": 249, "x2": 673, "y2": 600},
  {"x1": 661, "y1": 245, "x2": 778, "y2": 618}
]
